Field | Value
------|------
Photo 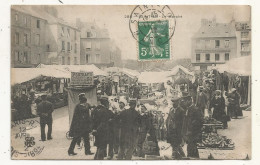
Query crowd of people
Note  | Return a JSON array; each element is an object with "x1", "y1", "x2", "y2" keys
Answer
[
  {"x1": 33, "y1": 69, "x2": 245, "y2": 160},
  {"x1": 64, "y1": 91, "x2": 205, "y2": 160}
]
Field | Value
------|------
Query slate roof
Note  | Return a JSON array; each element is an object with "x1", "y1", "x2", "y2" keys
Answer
[{"x1": 193, "y1": 22, "x2": 236, "y2": 38}]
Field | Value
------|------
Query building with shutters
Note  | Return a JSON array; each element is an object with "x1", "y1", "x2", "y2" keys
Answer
[
  {"x1": 11, "y1": 6, "x2": 81, "y2": 67},
  {"x1": 235, "y1": 21, "x2": 251, "y2": 57},
  {"x1": 191, "y1": 17, "x2": 237, "y2": 70},
  {"x1": 76, "y1": 19, "x2": 122, "y2": 67},
  {"x1": 11, "y1": 6, "x2": 47, "y2": 67}
]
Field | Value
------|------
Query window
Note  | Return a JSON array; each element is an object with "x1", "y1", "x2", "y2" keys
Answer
[
  {"x1": 92, "y1": 31, "x2": 97, "y2": 38},
  {"x1": 74, "y1": 57, "x2": 77, "y2": 65},
  {"x1": 74, "y1": 30, "x2": 77, "y2": 40},
  {"x1": 61, "y1": 27, "x2": 65, "y2": 36},
  {"x1": 96, "y1": 54, "x2": 100, "y2": 63},
  {"x1": 24, "y1": 52, "x2": 28, "y2": 63},
  {"x1": 35, "y1": 34, "x2": 40, "y2": 46},
  {"x1": 87, "y1": 32, "x2": 91, "y2": 38},
  {"x1": 224, "y1": 40, "x2": 230, "y2": 48},
  {"x1": 86, "y1": 42, "x2": 91, "y2": 50},
  {"x1": 241, "y1": 43, "x2": 250, "y2": 51},
  {"x1": 24, "y1": 34, "x2": 28, "y2": 46},
  {"x1": 205, "y1": 40, "x2": 210, "y2": 48},
  {"x1": 96, "y1": 42, "x2": 100, "y2": 50},
  {"x1": 47, "y1": 44, "x2": 50, "y2": 51},
  {"x1": 38, "y1": 54, "x2": 41, "y2": 63},
  {"x1": 67, "y1": 28, "x2": 70, "y2": 38},
  {"x1": 62, "y1": 56, "x2": 65, "y2": 65},
  {"x1": 15, "y1": 32, "x2": 19, "y2": 45},
  {"x1": 215, "y1": 54, "x2": 220, "y2": 61},
  {"x1": 14, "y1": 51, "x2": 19, "y2": 62},
  {"x1": 86, "y1": 54, "x2": 90, "y2": 63},
  {"x1": 67, "y1": 42, "x2": 70, "y2": 52},
  {"x1": 196, "y1": 54, "x2": 200, "y2": 62},
  {"x1": 74, "y1": 43, "x2": 77, "y2": 53},
  {"x1": 241, "y1": 32, "x2": 249, "y2": 39},
  {"x1": 215, "y1": 40, "x2": 220, "y2": 48},
  {"x1": 206, "y1": 54, "x2": 210, "y2": 62},
  {"x1": 67, "y1": 57, "x2": 70, "y2": 65},
  {"x1": 196, "y1": 40, "x2": 200, "y2": 48},
  {"x1": 37, "y1": 20, "x2": 40, "y2": 28},
  {"x1": 225, "y1": 53, "x2": 229, "y2": 61},
  {"x1": 15, "y1": 14, "x2": 18, "y2": 21},
  {"x1": 62, "y1": 41, "x2": 65, "y2": 51},
  {"x1": 24, "y1": 17, "x2": 27, "y2": 25}
]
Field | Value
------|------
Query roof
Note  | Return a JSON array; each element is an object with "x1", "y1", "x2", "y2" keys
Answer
[
  {"x1": 121, "y1": 68, "x2": 140, "y2": 78},
  {"x1": 193, "y1": 23, "x2": 236, "y2": 38},
  {"x1": 11, "y1": 6, "x2": 79, "y2": 30},
  {"x1": 12, "y1": 6, "x2": 46, "y2": 20},
  {"x1": 168, "y1": 65, "x2": 194, "y2": 77},
  {"x1": 215, "y1": 56, "x2": 251, "y2": 76},
  {"x1": 138, "y1": 71, "x2": 169, "y2": 84},
  {"x1": 36, "y1": 64, "x2": 108, "y2": 76},
  {"x1": 11, "y1": 68, "x2": 70, "y2": 85}
]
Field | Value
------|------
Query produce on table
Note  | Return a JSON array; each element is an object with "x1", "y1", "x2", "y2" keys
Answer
[
  {"x1": 198, "y1": 132, "x2": 234, "y2": 149},
  {"x1": 203, "y1": 117, "x2": 222, "y2": 125}
]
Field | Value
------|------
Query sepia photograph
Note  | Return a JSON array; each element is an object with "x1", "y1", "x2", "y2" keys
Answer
[{"x1": 10, "y1": 5, "x2": 251, "y2": 160}]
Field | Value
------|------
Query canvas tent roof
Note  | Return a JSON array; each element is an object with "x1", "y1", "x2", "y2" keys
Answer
[
  {"x1": 11, "y1": 68, "x2": 70, "y2": 85},
  {"x1": 168, "y1": 65, "x2": 194, "y2": 77},
  {"x1": 138, "y1": 71, "x2": 169, "y2": 83},
  {"x1": 37, "y1": 64, "x2": 108, "y2": 76},
  {"x1": 215, "y1": 56, "x2": 251, "y2": 76},
  {"x1": 121, "y1": 68, "x2": 140, "y2": 78}
]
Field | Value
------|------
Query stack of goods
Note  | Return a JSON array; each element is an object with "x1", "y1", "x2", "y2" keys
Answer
[
  {"x1": 203, "y1": 117, "x2": 223, "y2": 129},
  {"x1": 203, "y1": 117, "x2": 223, "y2": 125},
  {"x1": 198, "y1": 133, "x2": 235, "y2": 149}
]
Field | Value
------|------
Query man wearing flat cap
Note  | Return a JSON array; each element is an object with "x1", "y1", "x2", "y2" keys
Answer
[
  {"x1": 113, "y1": 98, "x2": 128, "y2": 155},
  {"x1": 37, "y1": 94, "x2": 54, "y2": 141},
  {"x1": 181, "y1": 94, "x2": 203, "y2": 159},
  {"x1": 68, "y1": 93, "x2": 93, "y2": 156},
  {"x1": 166, "y1": 96, "x2": 185, "y2": 159},
  {"x1": 118, "y1": 99, "x2": 141, "y2": 160}
]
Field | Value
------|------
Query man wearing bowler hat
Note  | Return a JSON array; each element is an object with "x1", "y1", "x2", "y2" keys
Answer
[
  {"x1": 68, "y1": 93, "x2": 93, "y2": 156},
  {"x1": 92, "y1": 97, "x2": 111, "y2": 160},
  {"x1": 37, "y1": 94, "x2": 54, "y2": 141},
  {"x1": 181, "y1": 93, "x2": 203, "y2": 159},
  {"x1": 166, "y1": 96, "x2": 185, "y2": 159},
  {"x1": 118, "y1": 99, "x2": 140, "y2": 160}
]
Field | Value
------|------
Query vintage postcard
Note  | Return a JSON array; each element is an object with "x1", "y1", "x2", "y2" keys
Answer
[{"x1": 10, "y1": 5, "x2": 251, "y2": 160}]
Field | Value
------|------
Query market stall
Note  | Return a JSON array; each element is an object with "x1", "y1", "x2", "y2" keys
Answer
[
  {"x1": 67, "y1": 72, "x2": 98, "y2": 126},
  {"x1": 138, "y1": 71, "x2": 169, "y2": 98},
  {"x1": 215, "y1": 56, "x2": 251, "y2": 105},
  {"x1": 11, "y1": 68, "x2": 70, "y2": 121}
]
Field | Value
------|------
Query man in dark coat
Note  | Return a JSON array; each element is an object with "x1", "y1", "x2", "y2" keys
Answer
[
  {"x1": 68, "y1": 93, "x2": 93, "y2": 156},
  {"x1": 196, "y1": 86, "x2": 208, "y2": 116},
  {"x1": 117, "y1": 99, "x2": 140, "y2": 160},
  {"x1": 136, "y1": 104, "x2": 153, "y2": 158},
  {"x1": 228, "y1": 88, "x2": 242, "y2": 119},
  {"x1": 37, "y1": 94, "x2": 54, "y2": 141},
  {"x1": 182, "y1": 95, "x2": 203, "y2": 159},
  {"x1": 166, "y1": 96, "x2": 185, "y2": 159},
  {"x1": 92, "y1": 97, "x2": 111, "y2": 160}
]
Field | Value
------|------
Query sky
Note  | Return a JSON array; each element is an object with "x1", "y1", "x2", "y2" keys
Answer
[{"x1": 55, "y1": 5, "x2": 250, "y2": 60}]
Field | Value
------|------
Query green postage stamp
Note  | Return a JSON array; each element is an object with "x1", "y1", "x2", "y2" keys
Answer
[{"x1": 138, "y1": 20, "x2": 170, "y2": 61}]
